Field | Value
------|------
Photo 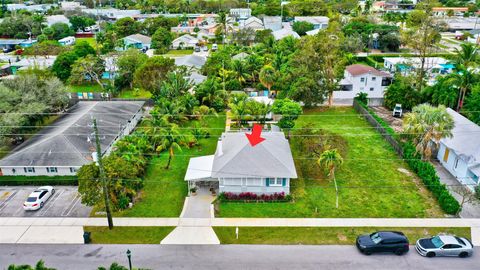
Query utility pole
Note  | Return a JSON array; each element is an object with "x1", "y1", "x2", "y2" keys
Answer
[{"x1": 93, "y1": 118, "x2": 114, "y2": 229}]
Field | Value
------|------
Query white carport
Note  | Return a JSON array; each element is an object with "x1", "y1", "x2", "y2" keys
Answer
[{"x1": 184, "y1": 155, "x2": 216, "y2": 194}]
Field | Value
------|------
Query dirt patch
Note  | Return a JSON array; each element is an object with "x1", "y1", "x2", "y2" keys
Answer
[
  {"x1": 337, "y1": 233, "x2": 347, "y2": 242},
  {"x1": 397, "y1": 168, "x2": 412, "y2": 176},
  {"x1": 369, "y1": 106, "x2": 403, "y2": 133}
]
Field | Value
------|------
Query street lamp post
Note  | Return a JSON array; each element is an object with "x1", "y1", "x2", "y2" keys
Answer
[{"x1": 126, "y1": 249, "x2": 132, "y2": 270}]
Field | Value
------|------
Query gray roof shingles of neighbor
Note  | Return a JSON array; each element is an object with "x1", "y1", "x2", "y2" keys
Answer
[
  {"x1": 0, "y1": 101, "x2": 144, "y2": 167},
  {"x1": 211, "y1": 131, "x2": 298, "y2": 179}
]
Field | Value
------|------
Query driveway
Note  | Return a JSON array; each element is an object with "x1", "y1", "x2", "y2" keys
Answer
[
  {"x1": 0, "y1": 186, "x2": 92, "y2": 217},
  {"x1": 433, "y1": 161, "x2": 480, "y2": 218}
]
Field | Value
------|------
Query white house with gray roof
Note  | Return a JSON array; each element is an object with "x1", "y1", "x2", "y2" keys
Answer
[
  {"x1": 0, "y1": 101, "x2": 144, "y2": 176},
  {"x1": 184, "y1": 131, "x2": 297, "y2": 195},
  {"x1": 436, "y1": 108, "x2": 480, "y2": 189}
]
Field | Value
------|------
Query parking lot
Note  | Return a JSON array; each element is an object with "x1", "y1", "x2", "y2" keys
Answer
[{"x1": 0, "y1": 186, "x2": 92, "y2": 217}]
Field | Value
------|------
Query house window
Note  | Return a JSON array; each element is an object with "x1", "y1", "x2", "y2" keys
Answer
[
  {"x1": 360, "y1": 78, "x2": 365, "y2": 82},
  {"x1": 70, "y1": 167, "x2": 78, "y2": 173},
  {"x1": 268, "y1": 178, "x2": 283, "y2": 186},
  {"x1": 372, "y1": 77, "x2": 376, "y2": 81},
  {"x1": 46, "y1": 167, "x2": 58, "y2": 173},
  {"x1": 24, "y1": 167, "x2": 35, "y2": 173},
  {"x1": 443, "y1": 148, "x2": 449, "y2": 162},
  {"x1": 370, "y1": 87, "x2": 374, "y2": 91}
]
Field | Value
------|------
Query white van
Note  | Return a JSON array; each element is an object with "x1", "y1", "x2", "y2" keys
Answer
[{"x1": 58, "y1": 36, "x2": 76, "y2": 46}]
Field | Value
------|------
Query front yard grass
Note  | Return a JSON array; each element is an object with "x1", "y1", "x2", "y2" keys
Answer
[
  {"x1": 118, "y1": 88, "x2": 152, "y2": 99},
  {"x1": 84, "y1": 226, "x2": 174, "y2": 244},
  {"x1": 115, "y1": 114, "x2": 226, "y2": 217},
  {"x1": 217, "y1": 107, "x2": 443, "y2": 218},
  {"x1": 214, "y1": 227, "x2": 471, "y2": 245},
  {"x1": 67, "y1": 83, "x2": 104, "y2": 93}
]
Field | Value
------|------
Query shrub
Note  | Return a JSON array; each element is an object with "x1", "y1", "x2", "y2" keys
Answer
[
  {"x1": 403, "y1": 142, "x2": 460, "y2": 215},
  {"x1": 219, "y1": 192, "x2": 291, "y2": 202}
]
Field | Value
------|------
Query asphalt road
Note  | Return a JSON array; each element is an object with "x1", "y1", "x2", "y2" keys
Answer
[
  {"x1": 0, "y1": 186, "x2": 91, "y2": 217},
  {"x1": 1, "y1": 245, "x2": 479, "y2": 270}
]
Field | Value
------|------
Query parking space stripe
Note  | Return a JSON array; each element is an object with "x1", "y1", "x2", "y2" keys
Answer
[
  {"x1": 38, "y1": 190, "x2": 65, "y2": 217},
  {"x1": 61, "y1": 195, "x2": 81, "y2": 217},
  {"x1": 0, "y1": 191, "x2": 18, "y2": 213}
]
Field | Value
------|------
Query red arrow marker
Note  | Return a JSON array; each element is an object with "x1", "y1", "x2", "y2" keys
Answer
[{"x1": 246, "y1": 124, "x2": 266, "y2": 147}]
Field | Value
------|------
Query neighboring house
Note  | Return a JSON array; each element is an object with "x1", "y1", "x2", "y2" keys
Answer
[
  {"x1": 306, "y1": 29, "x2": 320, "y2": 36},
  {"x1": 103, "y1": 56, "x2": 118, "y2": 80},
  {"x1": 58, "y1": 36, "x2": 76, "y2": 46},
  {"x1": 436, "y1": 108, "x2": 480, "y2": 189},
  {"x1": 171, "y1": 34, "x2": 199, "y2": 49},
  {"x1": 294, "y1": 16, "x2": 329, "y2": 30},
  {"x1": 383, "y1": 57, "x2": 452, "y2": 75},
  {"x1": 230, "y1": 8, "x2": 252, "y2": 20},
  {"x1": 372, "y1": 1, "x2": 386, "y2": 12},
  {"x1": 1, "y1": 56, "x2": 56, "y2": 76},
  {"x1": 0, "y1": 101, "x2": 144, "y2": 176},
  {"x1": 174, "y1": 55, "x2": 207, "y2": 70},
  {"x1": 263, "y1": 16, "x2": 282, "y2": 31},
  {"x1": 7, "y1": 3, "x2": 55, "y2": 12},
  {"x1": 187, "y1": 72, "x2": 207, "y2": 85},
  {"x1": 335, "y1": 64, "x2": 392, "y2": 104},
  {"x1": 444, "y1": 17, "x2": 480, "y2": 31},
  {"x1": 46, "y1": 15, "x2": 71, "y2": 26},
  {"x1": 60, "y1": 1, "x2": 85, "y2": 10},
  {"x1": 432, "y1": 7, "x2": 468, "y2": 17},
  {"x1": 272, "y1": 28, "x2": 300, "y2": 40},
  {"x1": 82, "y1": 8, "x2": 141, "y2": 21},
  {"x1": 240, "y1": 16, "x2": 264, "y2": 31},
  {"x1": 122, "y1": 34, "x2": 151, "y2": 50},
  {"x1": 0, "y1": 39, "x2": 37, "y2": 51},
  {"x1": 184, "y1": 131, "x2": 297, "y2": 195}
]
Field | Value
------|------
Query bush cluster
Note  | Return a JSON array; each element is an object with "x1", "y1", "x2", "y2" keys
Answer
[
  {"x1": 218, "y1": 192, "x2": 292, "y2": 202},
  {"x1": 403, "y1": 143, "x2": 460, "y2": 215}
]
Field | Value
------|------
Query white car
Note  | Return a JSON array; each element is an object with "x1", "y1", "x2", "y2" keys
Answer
[{"x1": 23, "y1": 186, "x2": 55, "y2": 211}]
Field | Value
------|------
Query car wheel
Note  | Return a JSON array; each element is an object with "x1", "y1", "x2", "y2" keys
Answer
[
  {"x1": 40, "y1": 202, "x2": 44, "y2": 208},
  {"x1": 52, "y1": 189, "x2": 55, "y2": 194},
  {"x1": 426, "y1": 252, "x2": 435, "y2": 258},
  {"x1": 364, "y1": 250, "x2": 372, "y2": 256},
  {"x1": 394, "y1": 249, "x2": 405, "y2": 256},
  {"x1": 459, "y1": 252, "x2": 469, "y2": 258}
]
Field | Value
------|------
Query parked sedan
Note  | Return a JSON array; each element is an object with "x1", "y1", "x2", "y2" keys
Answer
[
  {"x1": 356, "y1": 231, "x2": 409, "y2": 255},
  {"x1": 23, "y1": 186, "x2": 55, "y2": 211},
  {"x1": 416, "y1": 235, "x2": 473, "y2": 258}
]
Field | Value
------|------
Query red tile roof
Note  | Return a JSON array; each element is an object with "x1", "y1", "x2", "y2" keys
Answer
[{"x1": 345, "y1": 64, "x2": 391, "y2": 77}]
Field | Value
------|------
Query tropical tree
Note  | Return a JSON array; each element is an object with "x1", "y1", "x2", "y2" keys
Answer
[
  {"x1": 259, "y1": 65, "x2": 276, "y2": 93},
  {"x1": 446, "y1": 66, "x2": 477, "y2": 111},
  {"x1": 117, "y1": 49, "x2": 148, "y2": 89},
  {"x1": 158, "y1": 124, "x2": 185, "y2": 169},
  {"x1": 453, "y1": 43, "x2": 479, "y2": 68},
  {"x1": 7, "y1": 260, "x2": 55, "y2": 270},
  {"x1": 317, "y1": 149, "x2": 343, "y2": 209},
  {"x1": 272, "y1": 98, "x2": 303, "y2": 138},
  {"x1": 403, "y1": 104, "x2": 454, "y2": 160},
  {"x1": 231, "y1": 60, "x2": 250, "y2": 86}
]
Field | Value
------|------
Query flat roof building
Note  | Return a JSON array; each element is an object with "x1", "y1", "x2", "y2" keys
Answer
[{"x1": 0, "y1": 101, "x2": 144, "y2": 176}]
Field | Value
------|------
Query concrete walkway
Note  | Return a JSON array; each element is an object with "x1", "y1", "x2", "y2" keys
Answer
[
  {"x1": 433, "y1": 161, "x2": 480, "y2": 218},
  {"x1": 1, "y1": 225, "x2": 84, "y2": 244},
  {"x1": 180, "y1": 188, "x2": 215, "y2": 218}
]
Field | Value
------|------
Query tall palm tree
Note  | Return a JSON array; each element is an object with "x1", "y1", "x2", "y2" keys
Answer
[
  {"x1": 259, "y1": 65, "x2": 276, "y2": 94},
  {"x1": 231, "y1": 60, "x2": 250, "y2": 86},
  {"x1": 454, "y1": 43, "x2": 478, "y2": 68},
  {"x1": 158, "y1": 124, "x2": 184, "y2": 169},
  {"x1": 144, "y1": 109, "x2": 168, "y2": 151},
  {"x1": 245, "y1": 54, "x2": 264, "y2": 83},
  {"x1": 446, "y1": 66, "x2": 477, "y2": 111},
  {"x1": 216, "y1": 11, "x2": 230, "y2": 45},
  {"x1": 403, "y1": 104, "x2": 454, "y2": 160},
  {"x1": 317, "y1": 149, "x2": 343, "y2": 209}
]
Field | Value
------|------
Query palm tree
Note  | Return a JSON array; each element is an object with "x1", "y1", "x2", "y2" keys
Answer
[
  {"x1": 231, "y1": 60, "x2": 250, "y2": 86},
  {"x1": 446, "y1": 66, "x2": 477, "y2": 111},
  {"x1": 155, "y1": 99, "x2": 187, "y2": 123},
  {"x1": 403, "y1": 104, "x2": 454, "y2": 160},
  {"x1": 158, "y1": 124, "x2": 184, "y2": 169},
  {"x1": 245, "y1": 54, "x2": 264, "y2": 83},
  {"x1": 454, "y1": 43, "x2": 478, "y2": 68},
  {"x1": 144, "y1": 109, "x2": 169, "y2": 151},
  {"x1": 259, "y1": 65, "x2": 276, "y2": 94},
  {"x1": 317, "y1": 149, "x2": 343, "y2": 209},
  {"x1": 216, "y1": 11, "x2": 230, "y2": 45}
]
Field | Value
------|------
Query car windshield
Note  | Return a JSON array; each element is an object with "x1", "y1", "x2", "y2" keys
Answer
[
  {"x1": 26, "y1": 197, "x2": 37, "y2": 202},
  {"x1": 431, "y1": 236, "x2": 444, "y2": 248},
  {"x1": 370, "y1": 233, "x2": 382, "y2": 244}
]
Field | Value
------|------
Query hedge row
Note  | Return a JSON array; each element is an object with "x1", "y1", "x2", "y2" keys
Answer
[
  {"x1": 0, "y1": 175, "x2": 78, "y2": 186},
  {"x1": 403, "y1": 143, "x2": 460, "y2": 215}
]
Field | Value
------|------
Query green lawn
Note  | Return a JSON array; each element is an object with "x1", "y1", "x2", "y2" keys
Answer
[
  {"x1": 77, "y1": 37, "x2": 98, "y2": 48},
  {"x1": 164, "y1": 49, "x2": 194, "y2": 56},
  {"x1": 217, "y1": 107, "x2": 443, "y2": 218},
  {"x1": 118, "y1": 88, "x2": 152, "y2": 99},
  {"x1": 84, "y1": 226, "x2": 174, "y2": 244},
  {"x1": 214, "y1": 227, "x2": 471, "y2": 245},
  {"x1": 115, "y1": 114, "x2": 226, "y2": 217},
  {"x1": 67, "y1": 83, "x2": 104, "y2": 93}
]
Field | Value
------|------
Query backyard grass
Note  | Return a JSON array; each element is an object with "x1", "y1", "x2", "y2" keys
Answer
[
  {"x1": 164, "y1": 49, "x2": 194, "y2": 56},
  {"x1": 77, "y1": 37, "x2": 98, "y2": 48},
  {"x1": 84, "y1": 226, "x2": 174, "y2": 244},
  {"x1": 118, "y1": 88, "x2": 152, "y2": 99},
  {"x1": 214, "y1": 227, "x2": 471, "y2": 245},
  {"x1": 217, "y1": 107, "x2": 443, "y2": 218},
  {"x1": 67, "y1": 83, "x2": 104, "y2": 93},
  {"x1": 114, "y1": 114, "x2": 226, "y2": 217}
]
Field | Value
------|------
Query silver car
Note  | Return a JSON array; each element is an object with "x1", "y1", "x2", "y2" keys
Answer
[{"x1": 415, "y1": 235, "x2": 473, "y2": 258}]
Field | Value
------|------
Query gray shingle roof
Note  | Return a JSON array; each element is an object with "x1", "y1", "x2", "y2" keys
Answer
[
  {"x1": 211, "y1": 131, "x2": 297, "y2": 178},
  {"x1": 174, "y1": 55, "x2": 207, "y2": 69},
  {"x1": 124, "y1": 34, "x2": 152, "y2": 45},
  {"x1": 0, "y1": 101, "x2": 144, "y2": 167}
]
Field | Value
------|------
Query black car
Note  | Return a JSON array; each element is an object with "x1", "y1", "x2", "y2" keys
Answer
[{"x1": 356, "y1": 231, "x2": 409, "y2": 255}]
